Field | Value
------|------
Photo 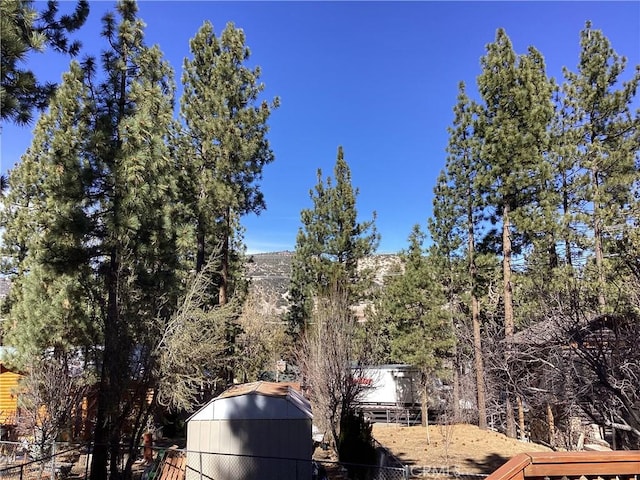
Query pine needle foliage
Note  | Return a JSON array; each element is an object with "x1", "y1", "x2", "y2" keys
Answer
[
  {"x1": 2, "y1": 2, "x2": 182, "y2": 479},
  {"x1": 288, "y1": 146, "x2": 379, "y2": 334},
  {"x1": 1, "y1": 0, "x2": 89, "y2": 124},
  {"x1": 374, "y1": 226, "x2": 455, "y2": 413},
  {"x1": 179, "y1": 20, "x2": 279, "y2": 305}
]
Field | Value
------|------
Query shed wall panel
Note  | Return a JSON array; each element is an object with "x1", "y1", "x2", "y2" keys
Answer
[{"x1": 187, "y1": 418, "x2": 312, "y2": 480}]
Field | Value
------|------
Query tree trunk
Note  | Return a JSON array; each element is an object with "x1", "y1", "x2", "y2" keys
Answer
[
  {"x1": 502, "y1": 205, "x2": 516, "y2": 438},
  {"x1": 502, "y1": 206, "x2": 514, "y2": 350},
  {"x1": 594, "y1": 219, "x2": 606, "y2": 312},
  {"x1": 421, "y1": 386, "x2": 428, "y2": 428},
  {"x1": 196, "y1": 216, "x2": 206, "y2": 273},
  {"x1": 547, "y1": 403, "x2": 555, "y2": 448},
  {"x1": 219, "y1": 208, "x2": 230, "y2": 306},
  {"x1": 468, "y1": 183, "x2": 487, "y2": 430},
  {"x1": 452, "y1": 358, "x2": 460, "y2": 422},
  {"x1": 91, "y1": 252, "x2": 121, "y2": 480},
  {"x1": 472, "y1": 295, "x2": 487, "y2": 429},
  {"x1": 562, "y1": 171, "x2": 573, "y2": 267},
  {"x1": 594, "y1": 230, "x2": 606, "y2": 309},
  {"x1": 421, "y1": 383, "x2": 430, "y2": 444},
  {"x1": 91, "y1": 374, "x2": 109, "y2": 480},
  {"x1": 449, "y1": 259, "x2": 460, "y2": 422},
  {"x1": 592, "y1": 167, "x2": 606, "y2": 312},
  {"x1": 517, "y1": 396, "x2": 526, "y2": 441},
  {"x1": 505, "y1": 395, "x2": 516, "y2": 440}
]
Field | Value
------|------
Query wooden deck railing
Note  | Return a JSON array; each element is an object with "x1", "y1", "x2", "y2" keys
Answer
[{"x1": 487, "y1": 451, "x2": 640, "y2": 480}]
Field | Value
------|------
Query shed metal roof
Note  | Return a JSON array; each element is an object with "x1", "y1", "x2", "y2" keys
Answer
[
  {"x1": 188, "y1": 381, "x2": 312, "y2": 421},
  {"x1": 217, "y1": 381, "x2": 301, "y2": 399}
]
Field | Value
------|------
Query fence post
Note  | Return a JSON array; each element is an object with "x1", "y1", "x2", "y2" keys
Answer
[
  {"x1": 403, "y1": 464, "x2": 410, "y2": 480},
  {"x1": 199, "y1": 451, "x2": 203, "y2": 480}
]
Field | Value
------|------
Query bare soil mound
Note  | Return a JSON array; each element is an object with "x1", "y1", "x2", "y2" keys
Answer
[{"x1": 372, "y1": 423, "x2": 552, "y2": 475}]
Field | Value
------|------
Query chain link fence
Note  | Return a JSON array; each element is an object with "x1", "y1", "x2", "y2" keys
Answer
[
  {"x1": 184, "y1": 450, "x2": 408, "y2": 480},
  {"x1": 1, "y1": 441, "x2": 411, "y2": 480},
  {"x1": 0, "y1": 441, "x2": 22, "y2": 468},
  {"x1": 0, "y1": 441, "x2": 85, "y2": 480},
  {"x1": 186, "y1": 450, "x2": 309, "y2": 479},
  {"x1": 312, "y1": 458, "x2": 408, "y2": 480}
]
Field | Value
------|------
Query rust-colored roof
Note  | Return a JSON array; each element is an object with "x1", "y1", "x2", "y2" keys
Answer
[
  {"x1": 217, "y1": 381, "x2": 301, "y2": 400},
  {"x1": 188, "y1": 380, "x2": 312, "y2": 421}
]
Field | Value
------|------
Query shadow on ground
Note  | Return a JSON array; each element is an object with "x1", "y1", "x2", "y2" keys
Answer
[{"x1": 463, "y1": 453, "x2": 510, "y2": 474}]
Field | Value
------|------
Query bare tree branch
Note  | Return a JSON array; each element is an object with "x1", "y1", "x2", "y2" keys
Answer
[{"x1": 155, "y1": 259, "x2": 238, "y2": 411}]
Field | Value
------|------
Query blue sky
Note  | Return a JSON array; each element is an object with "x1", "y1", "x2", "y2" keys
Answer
[{"x1": 1, "y1": 1, "x2": 639, "y2": 254}]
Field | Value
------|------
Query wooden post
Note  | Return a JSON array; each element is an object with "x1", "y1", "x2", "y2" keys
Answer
[
  {"x1": 143, "y1": 432, "x2": 153, "y2": 463},
  {"x1": 517, "y1": 396, "x2": 526, "y2": 441},
  {"x1": 547, "y1": 403, "x2": 555, "y2": 448}
]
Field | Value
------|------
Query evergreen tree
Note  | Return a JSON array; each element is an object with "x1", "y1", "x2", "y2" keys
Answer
[
  {"x1": 374, "y1": 225, "x2": 455, "y2": 424},
  {"x1": 532, "y1": 85, "x2": 584, "y2": 273},
  {"x1": 540, "y1": 25, "x2": 640, "y2": 444},
  {"x1": 287, "y1": 146, "x2": 379, "y2": 334},
  {"x1": 1, "y1": 3, "x2": 181, "y2": 479},
  {"x1": 1, "y1": 61, "x2": 96, "y2": 363},
  {"x1": 179, "y1": 20, "x2": 279, "y2": 305},
  {"x1": 84, "y1": 7, "x2": 181, "y2": 476},
  {"x1": 1, "y1": 0, "x2": 89, "y2": 124},
  {"x1": 562, "y1": 22, "x2": 640, "y2": 313},
  {"x1": 476, "y1": 29, "x2": 554, "y2": 437},
  {"x1": 512, "y1": 83, "x2": 579, "y2": 335},
  {"x1": 430, "y1": 82, "x2": 488, "y2": 428},
  {"x1": 429, "y1": 173, "x2": 464, "y2": 421},
  {"x1": 178, "y1": 20, "x2": 278, "y2": 389}
]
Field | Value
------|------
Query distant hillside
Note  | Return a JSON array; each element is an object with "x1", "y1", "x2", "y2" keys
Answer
[
  {"x1": 245, "y1": 251, "x2": 402, "y2": 317},
  {"x1": 0, "y1": 253, "x2": 401, "y2": 319},
  {"x1": 245, "y1": 251, "x2": 295, "y2": 314}
]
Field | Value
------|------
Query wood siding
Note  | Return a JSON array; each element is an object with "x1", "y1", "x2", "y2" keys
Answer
[{"x1": 0, "y1": 367, "x2": 22, "y2": 424}]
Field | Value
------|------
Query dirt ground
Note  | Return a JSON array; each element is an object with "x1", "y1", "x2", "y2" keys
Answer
[{"x1": 371, "y1": 423, "x2": 552, "y2": 476}]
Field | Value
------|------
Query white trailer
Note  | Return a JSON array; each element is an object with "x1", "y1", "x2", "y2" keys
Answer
[
  {"x1": 354, "y1": 364, "x2": 421, "y2": 406},
  {"x1": 353, "y1": 364, "x2": 423, "y2": 424}
]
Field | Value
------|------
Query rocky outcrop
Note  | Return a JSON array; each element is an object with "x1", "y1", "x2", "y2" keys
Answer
[{"x1": 245, "y1": 252, "x2": 402, "y2": 318}]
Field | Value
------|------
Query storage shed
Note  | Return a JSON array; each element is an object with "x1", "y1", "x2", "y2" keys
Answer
[{"x1": 186, "y1": 381, "x2": 313, "y2": 480}]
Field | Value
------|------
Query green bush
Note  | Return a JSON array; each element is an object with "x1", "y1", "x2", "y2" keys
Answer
[{"x1": 338, "y1": 409, "x2": 377, "y2": 480}]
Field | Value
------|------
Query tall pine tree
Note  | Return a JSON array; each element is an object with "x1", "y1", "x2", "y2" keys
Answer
[
  {"x1": 430, "y1": 82, "x2": 489, "y2": 428},
  {"x1": 562, "y1": 22, "x2": 640, "y2": 313},
  {"x1": 1, "y1": 62, "x2": 97, "y2": 365},
  {"x1": 179, "y1": 20, "x2": 279, "y2": 305},
  {"x1": 1, "y1": 3, "x2": 181, "y2": 479},
  {"x1": 288, "y1": 146, "x2": 379, "y2": 334},
  {"x1": 476, "y1": 29, "x2": 554, "y2": 437},
  {"x1": 375, "y1": 225, "x2": 455, "y2": 425}
]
